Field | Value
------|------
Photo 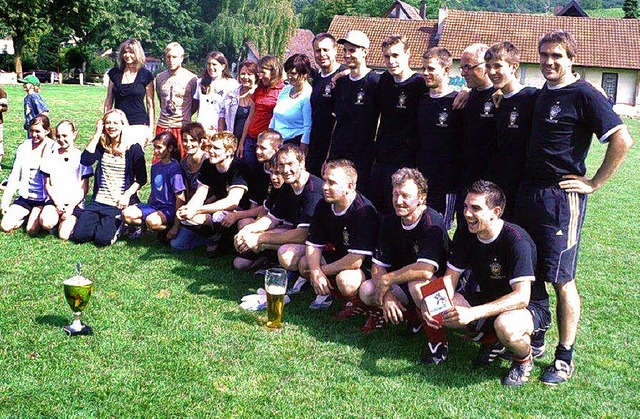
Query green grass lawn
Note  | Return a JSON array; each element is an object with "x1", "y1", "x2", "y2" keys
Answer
[{"x1": 0, "y1": 84, "x2": 638, "y2": 417}]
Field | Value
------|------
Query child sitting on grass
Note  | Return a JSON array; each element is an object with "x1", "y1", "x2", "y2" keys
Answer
[
  {"x1": 39, "y1": 120, "x2": 94, "y2": 240},
  {"x1": 1, "y1": 115, "x2": 54, "y2": 234},
  {"x1": 122, "y1": 131, "x2": 186, "y2": 240}
]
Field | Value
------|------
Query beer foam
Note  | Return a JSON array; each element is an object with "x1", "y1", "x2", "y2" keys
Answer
[
  {"x1": 63, "y1": 275, "x2": 92, "y2": 286},
  {"x1": 266, "y1": 284, "x2": 286, "y2": 295}
]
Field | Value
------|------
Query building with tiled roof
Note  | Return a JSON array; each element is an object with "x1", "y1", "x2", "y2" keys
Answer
[
  {"x1": 328, "y1": 8, "x2": 640, "y2": 107},
  {"x1": 384, "y1": 0, "x2": 424, "y2": 20}
]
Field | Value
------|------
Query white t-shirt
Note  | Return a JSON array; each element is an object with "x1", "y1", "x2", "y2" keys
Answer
[
  {"x1": 193, "y1": 78, "x2": 239, "y2": 131},
  {"x1": 40, "y1": 145, "x2": 93, "y2": 206}
]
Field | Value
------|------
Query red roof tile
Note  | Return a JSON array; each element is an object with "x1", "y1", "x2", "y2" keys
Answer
[
  {"x1": 329, "y1": 10, "x2": 640, "y2": 70},
  {"x1": 328, "y1": 15, "x2": 438, "y2": 68}
]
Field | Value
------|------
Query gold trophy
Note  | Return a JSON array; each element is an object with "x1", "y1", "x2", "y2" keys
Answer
[
  {"x1": 63, "y1": 263, "x2": 94, "y2": 336},
  {"x1": 265, "y1": 268, "x2": 288, "y2": 329}
]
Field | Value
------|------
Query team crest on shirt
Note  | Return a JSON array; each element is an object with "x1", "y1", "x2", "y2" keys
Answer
[
  {"x1": 436, "y1": 109, "x2": 449, "y2": 127},
  {"x1": 508, "y1": 110, "x2": 519, "y2": 128},
  {"x1": 323, "y1": 84, "x2": 333, "y2": 97},
  {"x1": 413, "y1": 243, "x2": 420, "y2": 257},
  {"x1": 342, "y1": 227, "x2": 350, "y2": 245},
  {"x1": 489, "y1": 260, "x2": 503, "y2": 280},
  {"x1": 355, "y1": 90, "x2": 365, "y2": 105},
  {"x1": 397, "y1": 92, "x2": 407, "y2": 109},
  {"x1": 481, "y1": 100, "x2": 494, "y2": 118},
  {"x1": 546, "y1": 102, "x2": 561, "y2": 123},
  {"x1": 267, "y1": 184, "x2": 272, "y2": 195}
]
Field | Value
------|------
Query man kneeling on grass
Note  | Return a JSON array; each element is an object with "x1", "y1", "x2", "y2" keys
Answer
[
  {"x1": 234, "y1": 144, "x2": 323, "y2": 281},
  {"x1": 176, "y1": 131, "x2": 249, "y2": 252},
  {"x1": 422, "y1": 180, "x2": 550, "y2": 386},
  {"x1": 359, "y1": 168, "x2": 449, "y2": 339},
  {"x1": 299, "y1": 159, "x2": 378, "y2": 314}
]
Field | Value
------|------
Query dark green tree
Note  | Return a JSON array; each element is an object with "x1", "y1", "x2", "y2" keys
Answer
[
  {"x1": 623, "y1": 0, "x2": 639, "y2": 17},
  {"x1": 211, "y1": 0, "x2": 298, "y2": 60}
]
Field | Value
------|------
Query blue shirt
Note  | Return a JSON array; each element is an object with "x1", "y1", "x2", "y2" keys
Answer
[
  {"x1": 269, "y1": 85, "x2": 312, "y2": 144},
  {"x1": 24, "y1": 93, "x2": 49, "y2": 131}
]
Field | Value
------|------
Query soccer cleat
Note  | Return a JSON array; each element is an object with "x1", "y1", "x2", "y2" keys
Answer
[
  {"x1": 532, "y1": 343, "x2": 546, "y2": 359},
  {"x1": 333, "y1": 300, "x2": 366, "y2": 320},
  {"x1": 205, "y1": 232, "x2": 222, "y2": 252},
  {"x1": 287, "y1": 276, "x2": 307, "y2": 295},
  {"x1": 128, "y1": 226, "x2": 143, "y2": 239},
  {"x1": 472, "y1": 341, "x2": 506, "y2": 367},
  {"x1": 403, "y1": 321, "x2": 422, "y2": 336},
  {"x1": 502, "y1": 357, "x2": 534, "y2": 386},
  {"x1": 361, "y1": 312, "x2": 385, "y2": 334},
  {"x1": 309, "y1": 294, "x2": 334, "y2": 310},
  {"x1": 422, "y1": 342, "x2": 448, "y2": 365},
  {"x1": 541, "y1": 359, "x2": 574, "y2": 386}
]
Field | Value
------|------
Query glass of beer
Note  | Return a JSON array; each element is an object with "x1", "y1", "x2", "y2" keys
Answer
[{"x1": 265, "y1": 268, "x2": 288, "y2": 329}]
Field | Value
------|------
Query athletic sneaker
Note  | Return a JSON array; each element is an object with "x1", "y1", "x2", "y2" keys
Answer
[
  {"x1": 287, "y1": 276, "x2": 307, "y2": 295},
  {"x1": 422, "y1": 342, "x2": 448, "y2": 365},
  {"x1": 334, "y1": 301, "x2": 366, "y2": 320},
  {"x1": 532, "y1": 344, "x2": 546, "y2": 359},
  {"x1": 502, "y1": 357, "x2": 534, "y2": 386},
  {"x1": 309, "y1": 294, "x2": 334, "y2": 310},
  {"x1": 403, "y1": 321, "x2": 422, "y2": 336},
  {"x1": 472, "y1": 341, "x2": 505, "y2": 367},
  {"x1": 0, "y1": 179, "x2": 7, "y2": 190},
  {"x1": 206, "y1": 232, "x2": 222, "y2": 252},
  {"x1": 361, "y1": 312, "x2": 385, "y2": 334},
  {"x1": 541, "y1": 359, "x2": 574, "y2": 386},
  {"x1": 128, "y1": 226, "x2": 143, "y2": 239}
]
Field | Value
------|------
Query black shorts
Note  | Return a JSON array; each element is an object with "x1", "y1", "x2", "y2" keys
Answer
[
  {"x1": 464, "y1": 291, "x2": 551, "y2": 334},
  {"x1": 14, "y1": 197, "x2": 48, "y2": 212},
  {"x1": 516, "y1": 184, "x2": 588, "y2": 284}
]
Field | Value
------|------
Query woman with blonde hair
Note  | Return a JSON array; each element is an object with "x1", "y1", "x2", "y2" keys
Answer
[
  {"x1": 104, "y1": 39, "x2": 155, "y2": 147},
  {"x1": 72, "y1": 109, "x2": 147, "y2": 246},
  {"x1": 193, "y1": 51, "x2": 239, "y2": 135}
]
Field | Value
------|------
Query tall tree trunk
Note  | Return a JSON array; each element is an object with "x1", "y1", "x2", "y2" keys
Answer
[{"x1": 13, "y1": 33, "x2": 24, "y2": 78}]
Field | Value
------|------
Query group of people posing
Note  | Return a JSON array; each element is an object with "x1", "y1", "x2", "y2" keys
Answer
[{"x1": 0, "y1": 28, "x2": 634, "y2": 387}]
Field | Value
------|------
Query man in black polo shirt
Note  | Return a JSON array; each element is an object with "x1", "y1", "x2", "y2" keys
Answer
[
  {"x1": 329, "y1": 30, "x2": 380, "y2": 195},
  {"x1": 358, "y1": 168, "x2": 448, "y2": 343},
  {"x1": 484, "y1": 42, "x2": 538, "y2": 222},
  {"x1": 177, "y1": 131, "x2": 249, "y2": 251},
  {"x1": 417, "y1": 47, "x2": 463, "y2": 230},
  {"x1": 301, "y1": 159, "x2": 379, "y2": 319},
  {"x1": 457, "y1": 43, "x2": 496, "y2": 221},
  {"x1": 235, "y1": 144, "x2": 324, "y2": 272},
  {"x1": 222, "y1": 129, "x2": 283, "y2": 233},
  {"x1": 307, "y1": 33, "x2": 348, "y2": 177},
  {"x1": 516, "y1": 30, "x2": 634, "y2": 385},
  {"x1": 369, "y1": 35, "x2": 427, "y2": 215},
  {"x1": 423, "y1": 180, "x2": 551, "y2": 386}
]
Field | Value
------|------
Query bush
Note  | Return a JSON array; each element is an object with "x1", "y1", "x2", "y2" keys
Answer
[{"x1": 87, "y1": 55, "x2": 114, "y2": 75}]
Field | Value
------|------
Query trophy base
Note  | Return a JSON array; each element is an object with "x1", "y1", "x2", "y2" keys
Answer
[{"x1": 64, "y1": 322, "x2": 92, "y2": 336}]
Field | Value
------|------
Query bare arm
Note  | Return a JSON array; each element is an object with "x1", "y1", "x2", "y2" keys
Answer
[
  {"x1": 104, "y1": 81, "x2": 115, "y2": 113},
  {"x1": 559, "y1": 126, "x2": 634, "y2": 193},
  {"x1": 443, "y1": 281, "x2": 531, "y2": 327},
  {"x1": 198, "y1": 187, "x2": 245, "y2": 213},
  {"x1": 145, "y1": 82, "x2": 155, "y2": 132},
  {"x1": 320, "y1": 253, "x2": 365, "y2": 276}
]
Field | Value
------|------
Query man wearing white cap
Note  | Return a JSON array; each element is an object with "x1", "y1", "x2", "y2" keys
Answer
[{"x1": 328, "y1": 30, "x2": 380, "y2": 196}]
